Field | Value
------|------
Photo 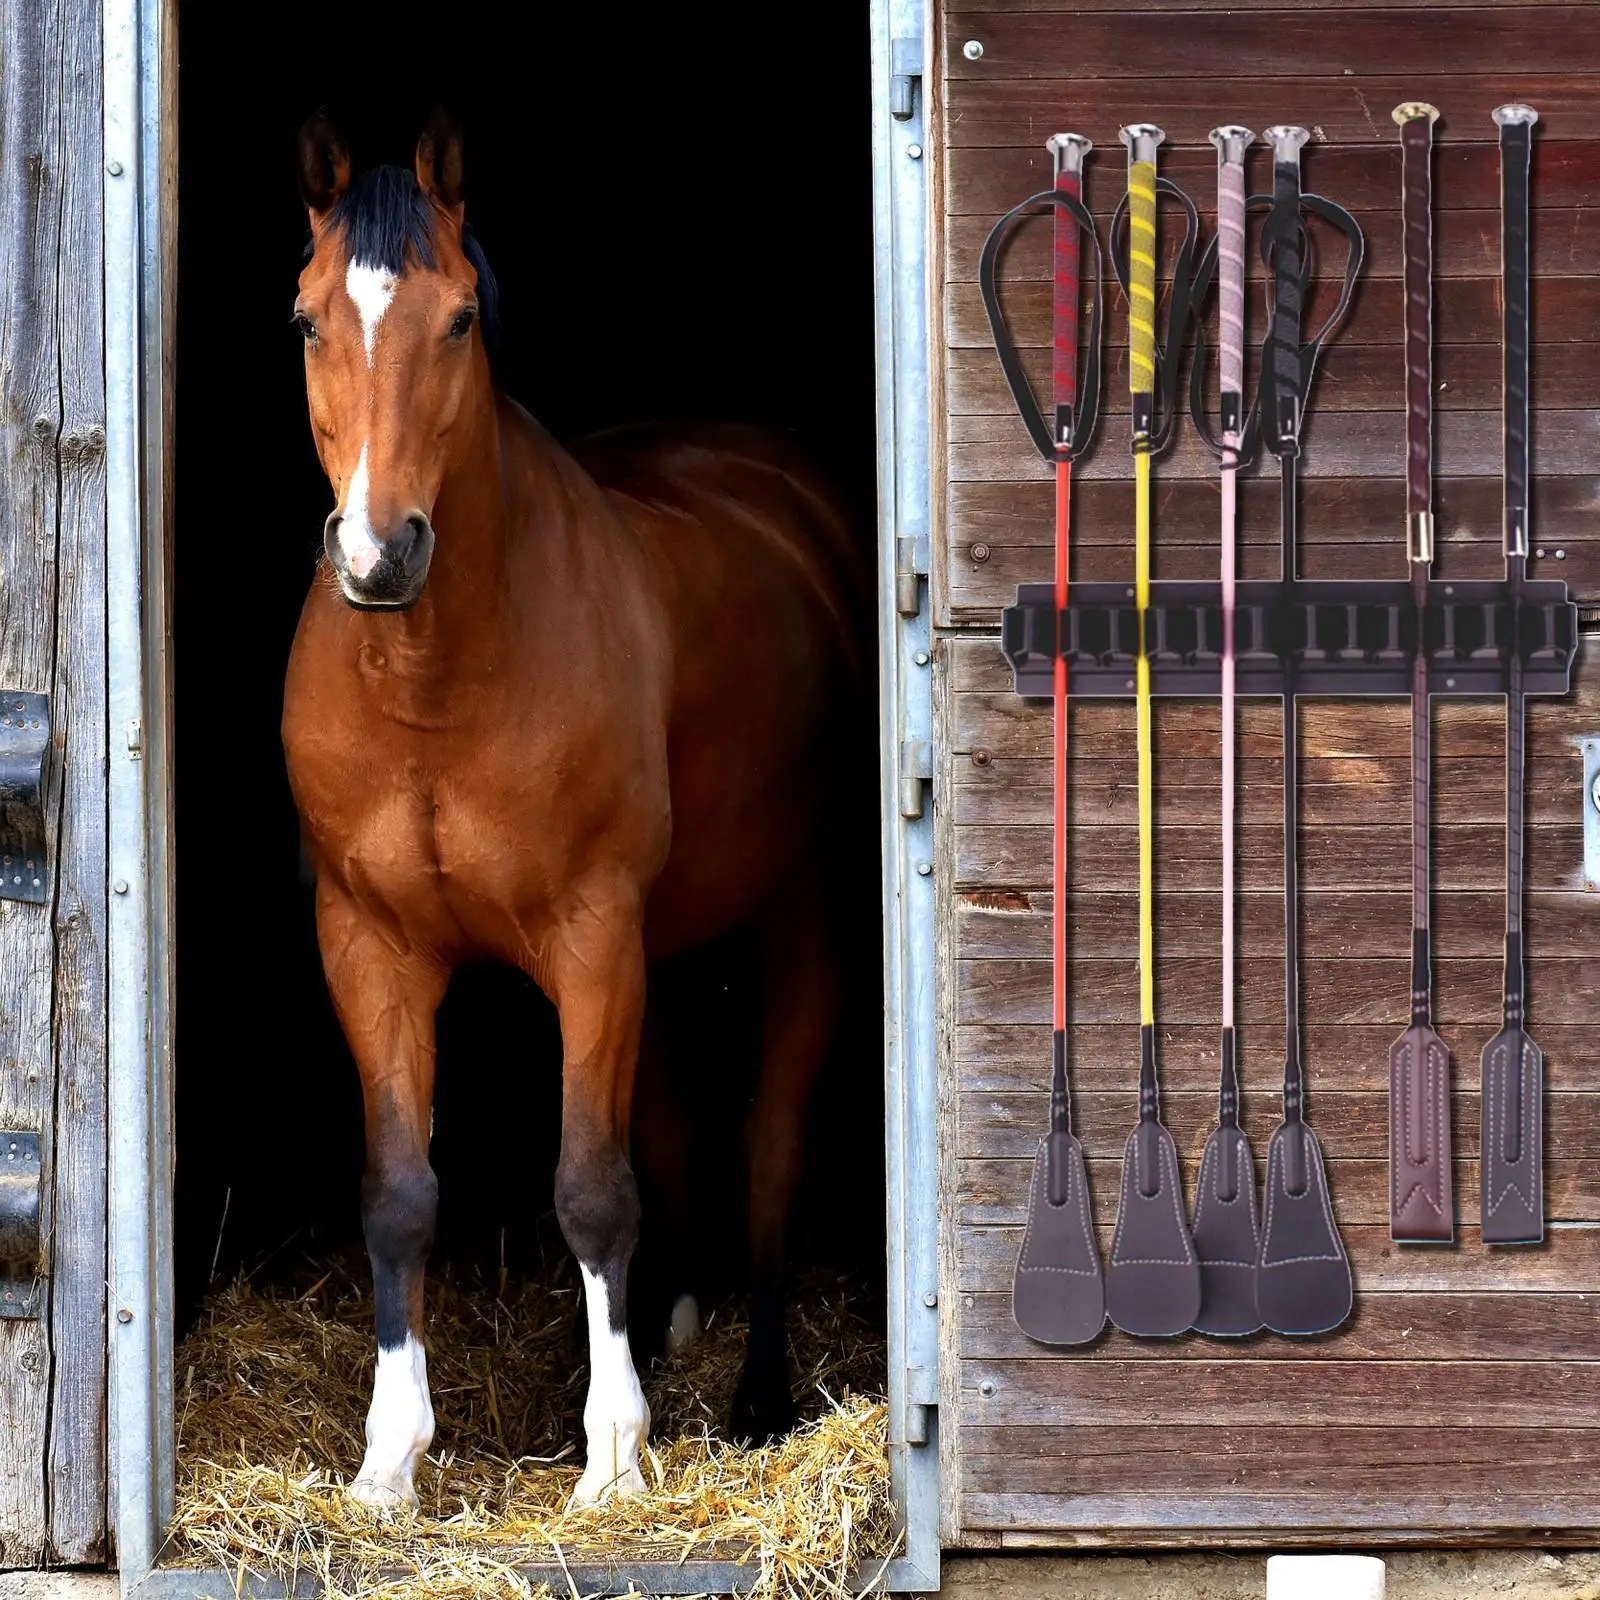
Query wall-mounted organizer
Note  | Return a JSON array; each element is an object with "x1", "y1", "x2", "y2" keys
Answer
[
  {"x1": 1003, "y1": 580, "x2": 1578, "y2": 699},
  {"x1": 985, "y1": 100, "x2": 1576, "y2": 1349}
]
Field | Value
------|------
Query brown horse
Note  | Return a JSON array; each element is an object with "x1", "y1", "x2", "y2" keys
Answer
[{"x1": 282, "y1": 114, "x2": 866, "y2": 1508}]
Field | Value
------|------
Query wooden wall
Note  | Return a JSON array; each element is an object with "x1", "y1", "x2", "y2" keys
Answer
[
  {"x1": 0, "y1": 0, "x2": 109, "y2": 1567},
  {"x1": 934, "y1": 0, "x2": 1600, "y2": 1545}
]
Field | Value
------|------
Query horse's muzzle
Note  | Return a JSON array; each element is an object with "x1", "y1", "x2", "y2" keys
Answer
[{"x1": 325, "y1": 512, "x2": 435, "y2": 611}]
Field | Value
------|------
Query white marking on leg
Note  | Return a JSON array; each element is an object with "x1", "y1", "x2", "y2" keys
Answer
[
  {"x1": 666, "y1": 1293, "x2": 701, "y2": 1354},
  {"x1": 337, "y1": 443, "x2": 383, "y2": 581},
  {"x1": 350, "y1": 1332, "x2": 434, "y2": 1510},
  {"x1": 570, "y1": 1265, "x2": 650, "y2": 1507},
  {"x1": 345, "y1": 261, "x2": 397, "y2": 367}
]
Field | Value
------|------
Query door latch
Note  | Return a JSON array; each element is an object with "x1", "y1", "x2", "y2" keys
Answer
[
  {"x1": 1581, "y1": 737, "x2": 1600, "y2": 892},
  {"x1": 0, "y1": 691, "x2": 49, "y2": 904}
]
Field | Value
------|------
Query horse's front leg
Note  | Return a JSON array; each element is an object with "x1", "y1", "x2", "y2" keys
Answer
[
  {"x1": 318, "y1": 885, "x2": 448, "y2": 1509},
  {"x1": 547, "y1": 881, "x2": 652, "y2": 1506}
]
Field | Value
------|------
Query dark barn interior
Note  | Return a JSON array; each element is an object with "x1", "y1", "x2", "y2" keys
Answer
[{"x1": 172, "y1": 0, "x2": 883, "y2": 1359}]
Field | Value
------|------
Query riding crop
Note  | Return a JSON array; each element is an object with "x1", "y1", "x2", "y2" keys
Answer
[
  {"x1": 1185, "y1": 125, "x2": 1266, "y2": 1335},
  {"x1": 1481, "y1": 102, "x2": 1544, "y2": 1246},
  {"x1": 1388, "y1": 102, "x2": 1454, "y2": 1245},
  {"x1": 979, "y1": 133, "x2": 1108, "y2": 1342},
  {"x1": 1251, "y1": 125, "x2": 1363, "y2": 1337},
  {"x1": 1104, "y1": 123, "x2": 1202, "y2": 1339}
]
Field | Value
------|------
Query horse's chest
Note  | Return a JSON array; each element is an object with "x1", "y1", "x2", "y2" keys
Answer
[{"x1": 310, "y1": 752, "x2": 555, "y2": 940}]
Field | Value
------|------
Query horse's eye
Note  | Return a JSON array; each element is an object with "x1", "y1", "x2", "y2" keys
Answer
[
  {"x1": 448, "y1": 307, "x2": 477, "y2": 341},
  {"x1": 293, "y1": 311, "x2": 318, "y2": 344}
]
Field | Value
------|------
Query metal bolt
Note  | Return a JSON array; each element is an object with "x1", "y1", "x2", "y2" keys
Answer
[
  {"x1": 979, "y1": 1379, "x2": 996, "y2": 1397},
  {"x1": 1536, "y1": 548, "x2": 1546, "y2": 559},
  {"x1": 971, "y1": 748, "x2": 993, "y2": 768},
  {"x1": 923, "y1": 1291, "x2": 939, "y2": 1308},
  {"x1": 914, "y1": 650, "x2": 930, "y2": 666},
  {"x1": 1446, "y1": 678, "x2": 1457, "y2": 689},
  {"x1": 117, "y1": 1308, "x2": 133, "y2": 1324},
  {"x1": 107, "y1": 160, "x2": 123, "y2": 177},
  {"x1": 113, "y1": 879, "x2": 129, "y2": 895},
  {"x1": 970, "y1": 542, "x2": 991, "y2": 563},
  {"x1": 916, "y1": 861, "x2": 933, "y2": 877},
  {"x1": 1557, "y1": 549, "x2": 1567, "y2": 560},
  {"x1": 964, "y1": 1295, "x2": 976, "y2": 1310},
  {"x1": 906, "y1": 143, "x2": 923, "y2": 160},
  {"x1": 963, "y1": 38, "x2": 984, "y2": 59}
]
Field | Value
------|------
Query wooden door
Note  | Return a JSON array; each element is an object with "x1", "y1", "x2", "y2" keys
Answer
[
  {"x1": 936, "y1": 0, "x2": 1600, "y2": 1545},
  {"x1": 0, "y1": 0, "x2": 109, "y2": 1566}
]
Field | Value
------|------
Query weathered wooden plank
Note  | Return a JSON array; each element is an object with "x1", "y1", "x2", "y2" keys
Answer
[
  {"x1": 957, "y1": 1295, "x2": 1600, "y2": 1361},
  {"x1": 950, "y1": 687, "x2": 1600, "y2": 761},
  {"x1": 947, "y1": 342, "x2": 1600, "y2": 412},
  {"x1": 945, "y1": 76, "x2": 1600, "y2": 141},
  {"x1": 946, "y1": 10, "x2": 1600, "y2": 79},
  {"x1": 45, "y1": 0, "x2": 107, "y2": 1562},
  {"x1": 952, "y1": 764, "x2": 1579, "y2": 830},
  {"x1": 956, "y1": 1155, "x2": 1600, "y2": 1225},
  {"x1": 952, "y1": 888, "x2": 1587, "y2": 956},
  {"x1": 958, "y1": 1221, "x2": 1600, "y2": 1292},
  {"x1": 954, "y1": 1020, "x2": 1600, "y2": 1091},
  {"x1": 948, "y1": 142, "x2": 1600, "y2": 214},
  {"x1": 961, "y1": 1429, "x2": 1600, "y2": 1495},
  {"x1": 949, "y1": 538, "x2": 1600, "y2": 609},
  {"x1": 959, "y1": 1356, "x2": 1600, "y2": 1427},
  {"x1": 949, "y1": 477, "x2": 1600, "y2": 550},
  {"x1": 954, "y1": 822, "x2": 1588, "y2": 892},
  {"x1": 963, "y1": 1492, "x2": 1600, "y2": 1534},
  {"x1": 959, "y1": 1088, "x2": 1600, "y2": 1159},
  {"x1": 943, "y1": 478, "x2": 1600, "y2": 612},
  {"x1": 948, "y1": 408, "x2": 1600, "y2": 482},
  {"x1": 953, "y1": 279, "x2": 1600, "y2": 353},
  {"x1": 0, "y1": 0, "x2": 69, "y2": 1563}
]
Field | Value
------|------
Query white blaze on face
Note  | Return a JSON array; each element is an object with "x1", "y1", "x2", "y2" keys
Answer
[
  {"x1": 571, "y1": 1265, "x2": 650, "y2": 1507},
  {"x1": 345, "y1": 260, "x2": 397, "y2": 368},
  {"x1": 350, "y1": 1333, "x2": 434, "y2": 1509}
]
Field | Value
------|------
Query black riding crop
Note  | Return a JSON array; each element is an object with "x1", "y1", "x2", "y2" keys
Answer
[
  {"x1": 1388, "y1": 102, "x2": 1454, "y2": 1245},
  {"x1": 1252, "y1": 125, "x2": 1363, "y2": 1337},
  {"x1": 1481, "y1": 102, "x2": 1544, "y2": 1246}
]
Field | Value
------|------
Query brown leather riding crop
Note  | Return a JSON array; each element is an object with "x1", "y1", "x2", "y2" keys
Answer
[{"x1": 1388, "y1": 102, "x2": 1454, "y2": 1245}]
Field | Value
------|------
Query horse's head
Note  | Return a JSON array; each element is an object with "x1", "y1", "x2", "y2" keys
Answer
[{"x1": 295, "y1": 113, "x2": 495, "y2": 611}]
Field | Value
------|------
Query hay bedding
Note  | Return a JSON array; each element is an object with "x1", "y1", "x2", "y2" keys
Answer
[{"x1": 170, "y1": 1258, "x2": 896, "y2": 1599}]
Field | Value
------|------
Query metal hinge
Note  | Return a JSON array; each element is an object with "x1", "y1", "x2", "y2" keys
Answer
[
  {"x1": 0, "y1": 1131, "x2": 43, "y2": 1318},
  {"x1": 906, "y1": 1364, "x2": 938, "y2": 1446},
  {"x1": 0, "y1": 691, "x2": 50, "y2": 904},
  {"x1": 896, "y1": 532, "x2": 929, "y2": 615},
  {"x1": 899, "y1": 737, "x2": 932, "y2": 820},
  {"x1": 890, "y1": 35, "x2": 923, "y2": 121}
]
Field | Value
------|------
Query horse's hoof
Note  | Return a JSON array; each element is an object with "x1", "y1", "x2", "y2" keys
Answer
[
  {"x1": 348, "y1": 1475, "x2": 418, "y2": 1512},
  {"x1": 729, "y1": 1372, "x2": 798, "y2": 1446},
  {"x1": 568, "y1": 1461, "x2": 648, "y2": 1510}
]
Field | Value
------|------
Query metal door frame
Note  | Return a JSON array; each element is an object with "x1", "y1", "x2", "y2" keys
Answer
[{"x1": 102, "y1": 0, "x2": 941, "y2": 1588}]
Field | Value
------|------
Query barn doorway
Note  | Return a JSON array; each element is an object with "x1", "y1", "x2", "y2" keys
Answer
[{"x1": 167, "y1": 0, "x2": 889, "y2": 1573}]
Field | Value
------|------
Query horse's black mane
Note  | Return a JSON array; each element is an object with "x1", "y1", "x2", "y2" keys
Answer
[{"x1": 318, "y1": 164, "x2": 501, "y2": 354}]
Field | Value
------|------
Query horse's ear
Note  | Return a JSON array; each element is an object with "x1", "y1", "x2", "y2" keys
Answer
[
  {"x1": 298, "y1": 111, "x2": 351, "y2": 216},
  {"x1": 415, "y1": 108, "x2": 465, "y2": 216}
]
